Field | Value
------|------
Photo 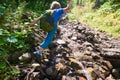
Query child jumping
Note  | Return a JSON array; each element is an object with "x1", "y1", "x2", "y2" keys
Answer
[{"x1": 30, "y1": 0, "x2": 72, "y2": 58}]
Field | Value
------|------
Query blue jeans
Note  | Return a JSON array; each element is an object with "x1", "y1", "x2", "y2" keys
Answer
[{"x1": 40, "y1": 25, "x2": 57, "y2": 49}]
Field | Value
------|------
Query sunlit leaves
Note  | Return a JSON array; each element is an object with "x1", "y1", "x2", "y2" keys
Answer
[
  {"x1": 10, "y1": 70, "x2": 20, "y2": 76},
  {"x1": 0, "y1": 41, "x2": 5, "y2": 46},
  {"x1": 0, "y1": 4, "x2": 6, "y2": 16},
  {"x1": 0, "y1": 62, "x2": 7, "y2": 72},
  {"x1": 5, "y1": 37, "x2": 18, "y2": 43},
  {"x1": 0, "y1": 29, "x2": 3, "y2": 35}
]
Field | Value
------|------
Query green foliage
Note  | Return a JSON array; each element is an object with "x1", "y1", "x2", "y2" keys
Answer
[
  {"x1": 109, "y1": 0, "x2": 120, "y2": 4},
  {"x1": 0, "y1": 4, "x2": 6, "y2": 16},
  {"x1": 0, "y1": 2, "x2": 32, "y2": 53},
  {"x1": 0, "y1": 62, "x2": 7, "y2": 73},
  {"x1": 0, "y1": 0, "x2": 67, "y2": 79},
  {"x1": 0, "y1": 61, "x2": 20, "y2": 79},
  {"x1": 0, "y1": 1, "x2": 34, "y2": 79},
  {"x1": 70, "y1": 0, "x2": 120, "y2": 37},
  {"x1": 0, "y1": 29, "x2": 31, "y2": 53},
  {"x1": 9, "y1": 70, "x2": 20, "y2": 76},
  {"x1": 115, "y1": 26, "x2": 120, "y2": 33},
  {"x1": 25, "y1": 0, "x2": 67, "y2": 13},
  {"x1": 0, "y1": 61, "x2": 8, "y2": 79},
  {"x1": 97, "y1": 2, "x2": 114, "y2": 16}
]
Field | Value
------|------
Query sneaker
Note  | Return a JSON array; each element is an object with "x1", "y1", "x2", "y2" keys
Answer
[
  {"x1": 34, "y1": 50, "x2": 42, "y2": 56},
  {"x1": 33, "y1": 50, "x2": 42, "y2": 63}
]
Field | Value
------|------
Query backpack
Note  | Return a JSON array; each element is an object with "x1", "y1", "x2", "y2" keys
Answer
[{"x1": 39, "y1": 10, "x2": 54, "y2": 32}]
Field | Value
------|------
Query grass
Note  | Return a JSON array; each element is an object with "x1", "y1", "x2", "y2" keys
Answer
[{"x1": 69, "y1": 2, "x2": 120, "y2": 38}]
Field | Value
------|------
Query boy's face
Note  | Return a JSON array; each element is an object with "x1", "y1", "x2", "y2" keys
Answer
[
  {"x1": 54, "y1": 4, "x2": 61, "y2": 9},
  {"x1": 50, "y1": 1, "x2": 61, "y2": 9}
]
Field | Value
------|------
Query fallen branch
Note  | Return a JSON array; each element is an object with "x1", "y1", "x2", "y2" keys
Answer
[
  {"x1": 24, "y1": 68, "x2": 35, "y2": 80},
  {"x1": 102, "y1": 48, "x2": 120, "y2": 53},
  {"x1": 93, "y1": 68, "x2": 105, "y2": 80},
  {"x1": 3, "y1": 57, "x2": 14, "y2": 71}
]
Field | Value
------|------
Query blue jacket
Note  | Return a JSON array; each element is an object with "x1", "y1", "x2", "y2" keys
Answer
[{"x1": 40, "y1": 8, "x2": 64, "y2": 49}]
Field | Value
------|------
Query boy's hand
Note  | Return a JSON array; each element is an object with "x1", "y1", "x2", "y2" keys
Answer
[
  {"x1": 30, "y1": 22, "x2": 36, "y2": 27},
  {"x1": 68, "y1": 0, "x2": 71, "y2": 2},
  {"x1": 36, "y1": 46, "x2": 44, "y2": 53},
  {"x1": 30, "y1": 17, "x2": 40, "y2": 27},
  {"x1": 68, "y1": 0, "x2": 72, "y2": 4},
  {"x1": 64, "y1": 0, "x2": 72, "y2": 12}
]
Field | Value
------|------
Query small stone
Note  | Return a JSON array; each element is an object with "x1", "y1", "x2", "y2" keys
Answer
[
  {"x1": 31, "y1": 63, "x2": 40, "y2": 68},
  {"x1": 82, "y1": 41, "x2": 93, "y2": 48},
  {"x1": 56, "y1": 39, "x2": 66, "y2": 45},
  {"x1": 71, "y1": 36, "x2": 77, "y2": 41},
  {"x1": 44, "y1": 78, "x2": 49, "y2": 80},
  {"x1": 19, "y1": 53, "x2": 31, "y2": 62},
  {"x1": 112, "y1": 69, "x2": 120, "y2": 78}
]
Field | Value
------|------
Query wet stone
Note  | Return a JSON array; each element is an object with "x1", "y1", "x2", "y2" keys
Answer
[
  {"x1": 17, "y1": 21, "x2": 120, "y2": 80},
  {"x1": 56, "y1": 39, "x2": 66, "y2": 45}
]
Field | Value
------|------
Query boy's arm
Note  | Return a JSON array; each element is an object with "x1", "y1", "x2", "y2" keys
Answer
[
  {"x1": 64, "y1": 0, "x2": 72, "y2": 13},
  {"x1": 30, "y1": 17, "x2": 40, "y2": 27}
]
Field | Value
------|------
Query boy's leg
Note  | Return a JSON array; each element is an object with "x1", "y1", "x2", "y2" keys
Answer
[
  {"x1": 34, "y1": 29, "x2": 57, "y2": 56},
  {"x1": 40, "y1": 26, "x2": 57, "y2": 49}
]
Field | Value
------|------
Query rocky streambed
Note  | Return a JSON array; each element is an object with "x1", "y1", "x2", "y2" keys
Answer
[{"x1": 17, "y1": 21, "x2": 120, "y2": 80}]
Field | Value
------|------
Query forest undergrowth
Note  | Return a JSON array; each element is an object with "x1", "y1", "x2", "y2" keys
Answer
[{"x1": 0, "y1": 0, "x2": 120, "y2": 79}]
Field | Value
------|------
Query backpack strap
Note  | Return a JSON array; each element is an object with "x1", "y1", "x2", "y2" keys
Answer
[{"x1": 46, "y1": 10, "x2": 54, "y2": 15}]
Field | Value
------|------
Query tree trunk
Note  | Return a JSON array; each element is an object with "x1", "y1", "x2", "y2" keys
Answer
[
  {"x1": 93, "y1": 0, "x2": 100, "y2": 8},
  {"x1": 76, "y1": 0, "x2": 83, "y2": 6},
  {"x1": 76, "y1": 0, "x2": 79, "y2": 5},
  {"x1": 80, "y1": 0, "x2": 82, "y2": 5}
]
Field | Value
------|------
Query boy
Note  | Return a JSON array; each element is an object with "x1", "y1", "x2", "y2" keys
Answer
[{"x1": 30, "y1": 0, "x2": 72, "y2": 57}]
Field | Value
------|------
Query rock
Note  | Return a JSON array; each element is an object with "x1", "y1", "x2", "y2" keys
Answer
[
  {"x1": 82, "y1": 55, "x2": 93, "y2": 61},
  {"x1": 102, "y1": 61, "x2": 113, "y2": 70},
  {"x1": 82, "y1": 41, "x2": 94, "y2": 48},
  {"x1": 17, "y1": 21, "x2": 120, "y2": 80},
  {"x1": 112, "y1": 69, "x2": 120, "y2": 79},
  {"x1": 8, "y1": 51, "x2": 24, "y2": 63},
  {"x1": 73, "y1": 52, "x2": 84, "y2": 59},
  {"x1": 31, "y1": 63, "x2": 40, "y2": 68},
  {"x1": 30, "y1": 72, "x2": 40, "y2": 79},
  {"x1": 86, "y1": 67, "x2": 97, "y2": 80},
  {"x1": 105, "y1": 74, "x2": 115, "y2": 80},
  {"x1": 77, "y1": 26, "x2": 86, "y2": 33},
  {"x1": 45, "y1": 66, "x2": 58, "y2": 77},
  {"x1": 69, "y1": 58, "x2": 84, "y2": 69},
  {"x1": 91, "y1": 52, "x2": 101, "y2": 60},
  {"x1": 55, "y1": 62, "x2": 66, "y2": 71},
  {"x1": 19, "y1": 53, "x2": 31, "y2": 63},
  {"x1": 71, "y1": 36, "x2": 77, "y2": 41},
  {"x1": 87, "y1": 46, "x2": 94, "y2": 51},
  {"x1": 79, "y1": 77, "x2": 87, "y2": 80},
  {"x1": 101, "y1": 49, "x2": 120, "y2": 68},
  {"x1": 44, "y1": 78, "x2": 49, "y2": 80},
  {"x1": 56, "y1": 39, "x2": 66, "y2": 45}
]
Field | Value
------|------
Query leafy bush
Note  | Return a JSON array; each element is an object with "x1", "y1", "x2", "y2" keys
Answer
[
  {"x1": 71, "y1": 0, "x2": 120, "y2": 37},
  {"x1": 109, "y1": 0, "x2": 120, "y2": 4},
  {"x1": 0, "y1": 2, "x2": 34, "y2": 79},
  {"x1": 0, "y1": 5, "x2": 6, "y2": 16}
]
